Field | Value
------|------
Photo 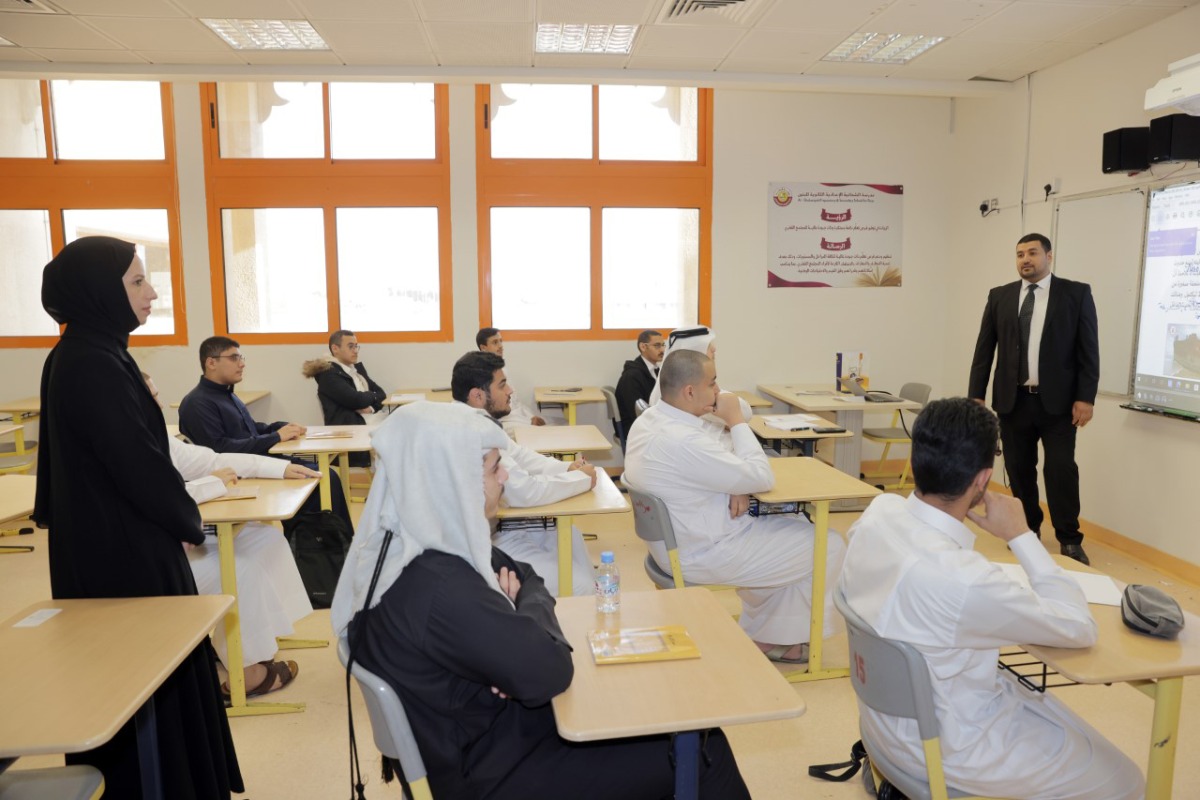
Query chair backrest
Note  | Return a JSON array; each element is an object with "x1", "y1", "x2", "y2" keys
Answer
[
  {"x1": 898, "y1": 383, "x2": 932, "y2": 407},
  {"x1": 337, "y1": 638, "x2": 430, "y2": 792},
  {"x1": 624, "y1": 486, "x2": 679, "y2": 551},
  {"x1": 600, "y1": 385, "x2": 621, "y2": 423},
  {"x1": 634, "y1": 398, "x2": 649, "y2": 418},
  {"x1": 833, "y1": 588, "x2": 940, "y2": 741}
]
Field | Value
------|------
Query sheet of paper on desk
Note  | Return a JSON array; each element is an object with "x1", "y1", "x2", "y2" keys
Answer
[
  {"x1": 305, "y1": 430, "x2": 354, "y2": 440},
  {"x1": 994, "y1": 562, "x2": 1122, "y2": 606},
  {"x1": 763, "y1": 413, "x2": 825, "y2": 430},
  {"x1": 390, "y1": 393, "x2": 424, "y2": 404}
]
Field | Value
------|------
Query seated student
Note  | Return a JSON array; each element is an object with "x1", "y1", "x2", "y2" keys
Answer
[
  {"x1": 614, "y1": 329, "x2": 664, "y2": 446},
  {"x1": 476, "y1": 326, "x2": 547, "y2": 430},
  {"x1": 146, "y1": 372, "x2": 313, "y2": 699},
  {"x1": 839, "y1": 398, "x2": 1143, "y2": 800},
  {"x1": 624, "y1": 349, "x2": 845, "y2": 664},
  {"x1": 330, "y1": 401, "x2": 750, "y2": 799},
  {"x1": 452, "y1": 351, "x2": 596, "y2": 596},
  {"x1": 179, "y1": 335, "x2": 353, "y2": 532},
  {"x1": 302, "y1": 329, "x2": 387, "y2": 467}
]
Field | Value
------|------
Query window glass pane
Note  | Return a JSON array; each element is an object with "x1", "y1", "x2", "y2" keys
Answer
[
  {"x1": 602, "y1": 208, "x2": 698, "y2": 329},
  {"x1": 336, "y1": 207, "x2": 440, "y2": 331},
  {"x1": 0, "y1": 210, "x2": 55, "y2": 337},
  {"x1": 63, "y1": 209, "x2": 174, "y2": 336},
  {"x1": 491, "y1": 207, "x2": 590, "y2": 329},
  {"x1": 0, "y1": 80, "x2": 46, "y2": 158},
  {"x1": 599, "y1": 86, "x2": 697, "y2": 162},
  {"x1": 489, "y1": 84, "x2": 591, "y2": 159},
  {"x1": 330, "y1": 83, "x2": 435, "y2": 160},
  {"x1": 50, "y1": 80, "x2": 164, "y2": 160},
  {"x1": 217, "y1": 82, "x2": 323, "y2": 159},
  {"x1": 221, "y1": 208, "x2": 327, "y2": 333}
]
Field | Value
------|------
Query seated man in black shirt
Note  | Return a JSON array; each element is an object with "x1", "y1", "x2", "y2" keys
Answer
[
  {"x1": 331, "y1": 401, "x2": 750, "y2": 800},
  {"x1": 180, "y1": 335, "x2": 353, "y2": 530},
  {"x1": 302, "y1": 329, "x2": 386, "y2": 467}
]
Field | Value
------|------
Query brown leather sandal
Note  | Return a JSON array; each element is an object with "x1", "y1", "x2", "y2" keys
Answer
[{"x1": 221, "y1": 659, "x2": 299, "y2": 699}]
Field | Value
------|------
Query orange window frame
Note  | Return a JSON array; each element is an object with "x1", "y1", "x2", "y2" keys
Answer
[
  {"x1": 199, "y1": 82, "x2": 454, "y2": 345},
  {"x1": 475, "y1": 84, "x2": 713, "y2": 342},
  {"x1": 0, "y1": 82, "x2": 187, "y2": 348}
]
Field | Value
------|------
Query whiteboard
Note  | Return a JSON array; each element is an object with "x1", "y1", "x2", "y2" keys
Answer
[{"x1": 1052, "y1": 189, "x2": 1147, "y2": 396}]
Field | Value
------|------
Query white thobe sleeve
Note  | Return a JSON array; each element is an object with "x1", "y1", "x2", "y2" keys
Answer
[
  {"x1": 675, "y1": 421, "x2": 775, "y2": 495},
  {"x1": 953, "y1": 532, "x2": 1097, "y2": 649},
  {"x1": 168, "y1": 432, "x2": 289, "y2": 484},
  {"x1": 500, "y1": 442, "x2": 591, "y2": 508}
]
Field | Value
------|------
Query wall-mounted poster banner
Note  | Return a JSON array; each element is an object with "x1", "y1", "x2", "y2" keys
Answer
[{"x1": 768, "y1": 182, "x2": 903, "y2": 288}]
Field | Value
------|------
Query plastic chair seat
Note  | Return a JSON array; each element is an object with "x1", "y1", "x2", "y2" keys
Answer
[
  {"x1": 0, "y1": 765, "x2": 104, "y2": 800},
  {"x1": 0, "y1": 441, "x2": 36, "y2": 456}
]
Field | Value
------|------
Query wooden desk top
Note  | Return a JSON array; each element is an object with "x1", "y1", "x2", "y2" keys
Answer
[
  {"x1": 757, "y1": 384, "x2": 921, "y2": 413},
  {"x1": 0, "y1": 424, "x2": 20, "y2": 438},
  {"x1": 0, "y1": 595, "x2": 233, "y2": 758},
  {"x1": 198, "y1": 478, "x2": 317, "y2": 524},
  {"x1": 384, "y1": 388, "x2": 453, "y2": 406},
  {"x1": 0, "y1": 397, "x2": 40, "y2": 416},
  {"x1": 512, "y1": 424, "x2": 613, "y2": 454},
  {"x1": 734, "y1": 391, "x2": 773, "y2": 409},
  {"x1": 748, "y1": 416, "x2": 854, "y2": 442},
  {"x1": 270, "y1": 425, "x2": 374, "y2": 457},
  {"x1": 534, "y1": 386, "x2": 606, "y2": 405},
  {"x1": 552, "y1": 587, "x2": 806, "y2": 741},
  {"x1": 0, "y1": 474, "x2": 36, "y2": 525},
  {"x1": 497, "y1": 469, "x2": 628, "y2": 520},
  {"x1": 168, "y1": 389, "x2": 269, "y2": 410},
  {"x1": 754, "y1": 457, "x2": 881, "y2": 504}
]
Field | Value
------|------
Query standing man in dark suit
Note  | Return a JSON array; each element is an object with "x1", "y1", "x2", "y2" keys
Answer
[
  {"x1": 614, "y1": 330, "x2": 664, "y2": 447},
  {"x1": 969, "y1": 233, "x2": 1099, "y2": 565}
]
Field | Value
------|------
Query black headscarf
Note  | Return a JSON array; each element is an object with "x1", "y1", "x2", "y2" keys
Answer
[{"x1": 41, "y1": 235, "x2": 140, "y2": 339}]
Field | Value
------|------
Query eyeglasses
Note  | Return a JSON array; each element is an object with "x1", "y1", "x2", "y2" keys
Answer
[
  {"x1": 217, "y1": 354, "x2": 246, "y2": 363},
  {"x1": 343, "y1": 343, "x2": 360, "y2": 350},
  {"x1": 646, "y1": 342, "x2": 666, "y2": 349}
]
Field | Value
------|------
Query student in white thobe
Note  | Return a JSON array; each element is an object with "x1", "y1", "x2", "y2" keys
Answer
[
  {"x1": 624, "y1": 349, "x2": 845, "y2": 661},
  {"x1": 452, "y1": 351, "x2": 596, "y2": 596},
  {"x1": 840, "y1": 398, "x2": 1143, "y2": 800}
]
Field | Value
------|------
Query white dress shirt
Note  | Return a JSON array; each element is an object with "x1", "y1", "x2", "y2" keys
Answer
[
  {"x1": 840, "y1": 493, "x2": 1142, "y2": 800},
  {"x1": 1018, "y1": 272, "x2": 1052, "y2": 387},
  {"x1": 336, "y1": 360, "x2": 381, "y2": 422}
]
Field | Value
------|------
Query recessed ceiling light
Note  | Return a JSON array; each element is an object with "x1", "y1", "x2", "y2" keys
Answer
[
  {"x1": 202, "y1": 18, "x2": 329, "y2": 51},
  {"x1": 822, "y1": 33, "x2": 945, "y2": 65},
  {"x1": 536, "y1": 23, "x2": 637, "y2": 55}
]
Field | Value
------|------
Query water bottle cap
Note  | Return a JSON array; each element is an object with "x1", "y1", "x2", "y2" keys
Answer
[{"x1": 600, "y1": 551, "x2": 614, "y2": 563}]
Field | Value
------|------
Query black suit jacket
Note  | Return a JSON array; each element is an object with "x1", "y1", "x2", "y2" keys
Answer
[
  {"x1": 969, "y1": 275, "x2": 1100, "y2": 416},
  {"x1": 314, "y1": 362, "x2": 386, "y2": 426},
  {"x1": 615, "y1": 357, "x2": 656, "y2": 428}
]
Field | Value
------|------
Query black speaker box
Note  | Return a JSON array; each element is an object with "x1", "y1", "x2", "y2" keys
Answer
[
  {"x1": 1102, "y1": 127, "x2": 1150, "y2": 173},
  {"x1": 1149, "y1": 113, "x2": 1200, "y2": 163}
]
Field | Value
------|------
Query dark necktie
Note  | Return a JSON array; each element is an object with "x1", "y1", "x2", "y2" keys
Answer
[
  {"x1": 654, "y1": 366, "x2": 659, "y2": 378},
  {"x1": 1018, "y1": 284, "x2": 1037, "y2": 385}
]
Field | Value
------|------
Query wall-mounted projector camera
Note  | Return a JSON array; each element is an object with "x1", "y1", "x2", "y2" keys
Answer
[{"x1": 1146, "y1": 53, "x2": 1200, "y2": 115}]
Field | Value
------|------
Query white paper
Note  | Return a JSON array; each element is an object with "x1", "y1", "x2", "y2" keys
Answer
[
  {"x1": 994, "y1": 562, "x2": 1122, "y2": 606},
  {"x1": 389, "y1": 393, "x2": 424, "y2": 404},
  {"x1": 762, "y1": 413, "x2": 825, "y2": 431},
  {"x1": 13, "y1": 608, "x2": 62, "y2": 628}
]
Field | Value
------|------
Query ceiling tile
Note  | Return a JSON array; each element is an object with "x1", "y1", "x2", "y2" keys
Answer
[
  {"x1": 140, "y1": 48, "x2": 249, "y2": 64},
  {"x1": 623, "y1": 54, "x2": 723, "y2": 70},
  {"x1": 171, "y1": 0, "x2": 303, "y2": 17},
  {"x1": 425, "y1": 21, "x2": 531, "y2": 61},
  {"x1": 633, "y1": 24, "x2": 746, "y2": 58},
  {"x1": 336, "y1": 50, "x2": 438, "y2": 65},
  {"x1": 79, "y1": 17, "x2": 227, "y2": 51},
  {"x1": 0, "y1": 15, "x2": 122, "y2": 49},
  {"x1": 414, "y1": 0, "x2": 531, "y2": 23},
  {"x1": 292, "y1": 0, "x2": 419, "y2": 22},
  {"x1": 725, "y1": 29, "x2": 845, "y2": 61},
  {"x1": 716, "y1": 58, "x2": 822, "y2": 74},
  {"x1": 867, "y1": 0, "x2": 1009, "y2": 37},
  {"x1": 241, "y1": 49, "x2": 343, "y2": 64},
  {"x1": 536, "y1": 0, "x2": 654, "y2": 25},
  {"x1": 50, "y1": 0, "x2": 188, "y2": 16},
  {"x1": 30, "y1": 48, "x2": 149, "y2": 63},
  {"x1": 311, "y1": 20, "x2": 429, "y2": 52},
  {"x1": 1056, "y1": 5, "x2": 1181, "y2": 43},
  {"x1": 960, "y1": 2, "x2": 1122, "y2": 40},
  {"x1": 757, "y1": 0, "x2": 893, "y2": 33},
  {"x1": 0, "y1": 48, "x2": 48, "y2": 62},
  {"x1": 892, "y1": 36, "x2": 1041, "y2": 76},
  {"x1": 983, "y1": 37, "x2": 1095, "y2": 77}
]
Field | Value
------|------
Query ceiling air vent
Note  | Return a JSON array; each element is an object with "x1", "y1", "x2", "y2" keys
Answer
[
  {"x1": 658, "y1": 0, "x2": 767, "y2": 26},
  {"x1": 0, "y1": 0, "x2": 59, "y2": 12}
]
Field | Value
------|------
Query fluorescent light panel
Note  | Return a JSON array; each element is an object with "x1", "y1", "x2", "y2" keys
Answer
[
  {"x1": 536, "y1": 23, "x2": 637, "y2": 54},
  {"x1": 822, "y1": 33, "x2": 945, "y2": 65},
  {"x1": 202, "y1": 18, "x2": 329, "y2": 51}
]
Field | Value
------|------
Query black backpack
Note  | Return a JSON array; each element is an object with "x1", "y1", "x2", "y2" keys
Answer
[{"x1": 282, "y1": 510, "x2": 353, "y2": 609}]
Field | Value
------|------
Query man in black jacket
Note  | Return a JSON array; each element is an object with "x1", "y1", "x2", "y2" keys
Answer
[
  {"x1": 302, "y1": 330, "x2": 386, "y2": 466},
  {"x1": 614, "y1": 330, "x2": 664, "y2": 447}
]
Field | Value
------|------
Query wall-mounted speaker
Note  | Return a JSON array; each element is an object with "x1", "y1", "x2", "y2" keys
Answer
[
  {"x1": 1149, "y1": 113, "x2": 1200, "y2": 163},
  {"x1": 1102, "y1": 127, "x2": 1150, "y2": 173}
]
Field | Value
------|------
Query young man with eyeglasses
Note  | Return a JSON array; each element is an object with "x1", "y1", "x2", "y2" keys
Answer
[
  {"x1": 614, "y1": 330, "x2": 664, "y2": 447},
  {"x1": 302, "y1": 330, "x2": 387, "y2": 467}
]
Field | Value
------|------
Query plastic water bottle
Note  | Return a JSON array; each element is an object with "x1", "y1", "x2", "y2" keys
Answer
[{"x1": 595, "y1": 551, "x2": 620, "y2": 613}]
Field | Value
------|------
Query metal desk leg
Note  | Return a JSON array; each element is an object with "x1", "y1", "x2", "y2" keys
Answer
[
  {"x1": 218, "y1": 521, "x2": 305, "y2": 717},
  {"x1": 336, "y1": 451, "x2": 351, "y2": 508},
  {"x1": 1146, "y1": 676, "x2": 1183, "y2": 800},
  {"x1": 557, "y1": 515, "x2": 573, "y2": 597},
  {"x1": 134, "y1": 697, "x2": 162, "y2": 800},
  {"x1": 317, "y1": 453, "x2": 333, "y2": 511},
  {"x1": 566, "y1": 402, "x2": 577, "y2": 426},
  {"x1": 674, "y1": 731, "x2": 700, "y2": 800},
  {"x1": 789, "y1": 499, "x2": 848, "y2": 683}
]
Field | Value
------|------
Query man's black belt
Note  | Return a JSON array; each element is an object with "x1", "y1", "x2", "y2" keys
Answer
[{"x1": 1020, "y1": 385, "x2": 1040, "y2": 394}]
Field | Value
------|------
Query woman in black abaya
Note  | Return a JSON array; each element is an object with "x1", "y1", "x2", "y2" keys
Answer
[{"x1": 34, "y1": 236, "x2": 243, "y2": 799}]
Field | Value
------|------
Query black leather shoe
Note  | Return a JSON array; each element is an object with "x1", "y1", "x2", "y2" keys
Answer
[{"x1": 1061, "y1": 544, "x2": 1090, "y2": 566}]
